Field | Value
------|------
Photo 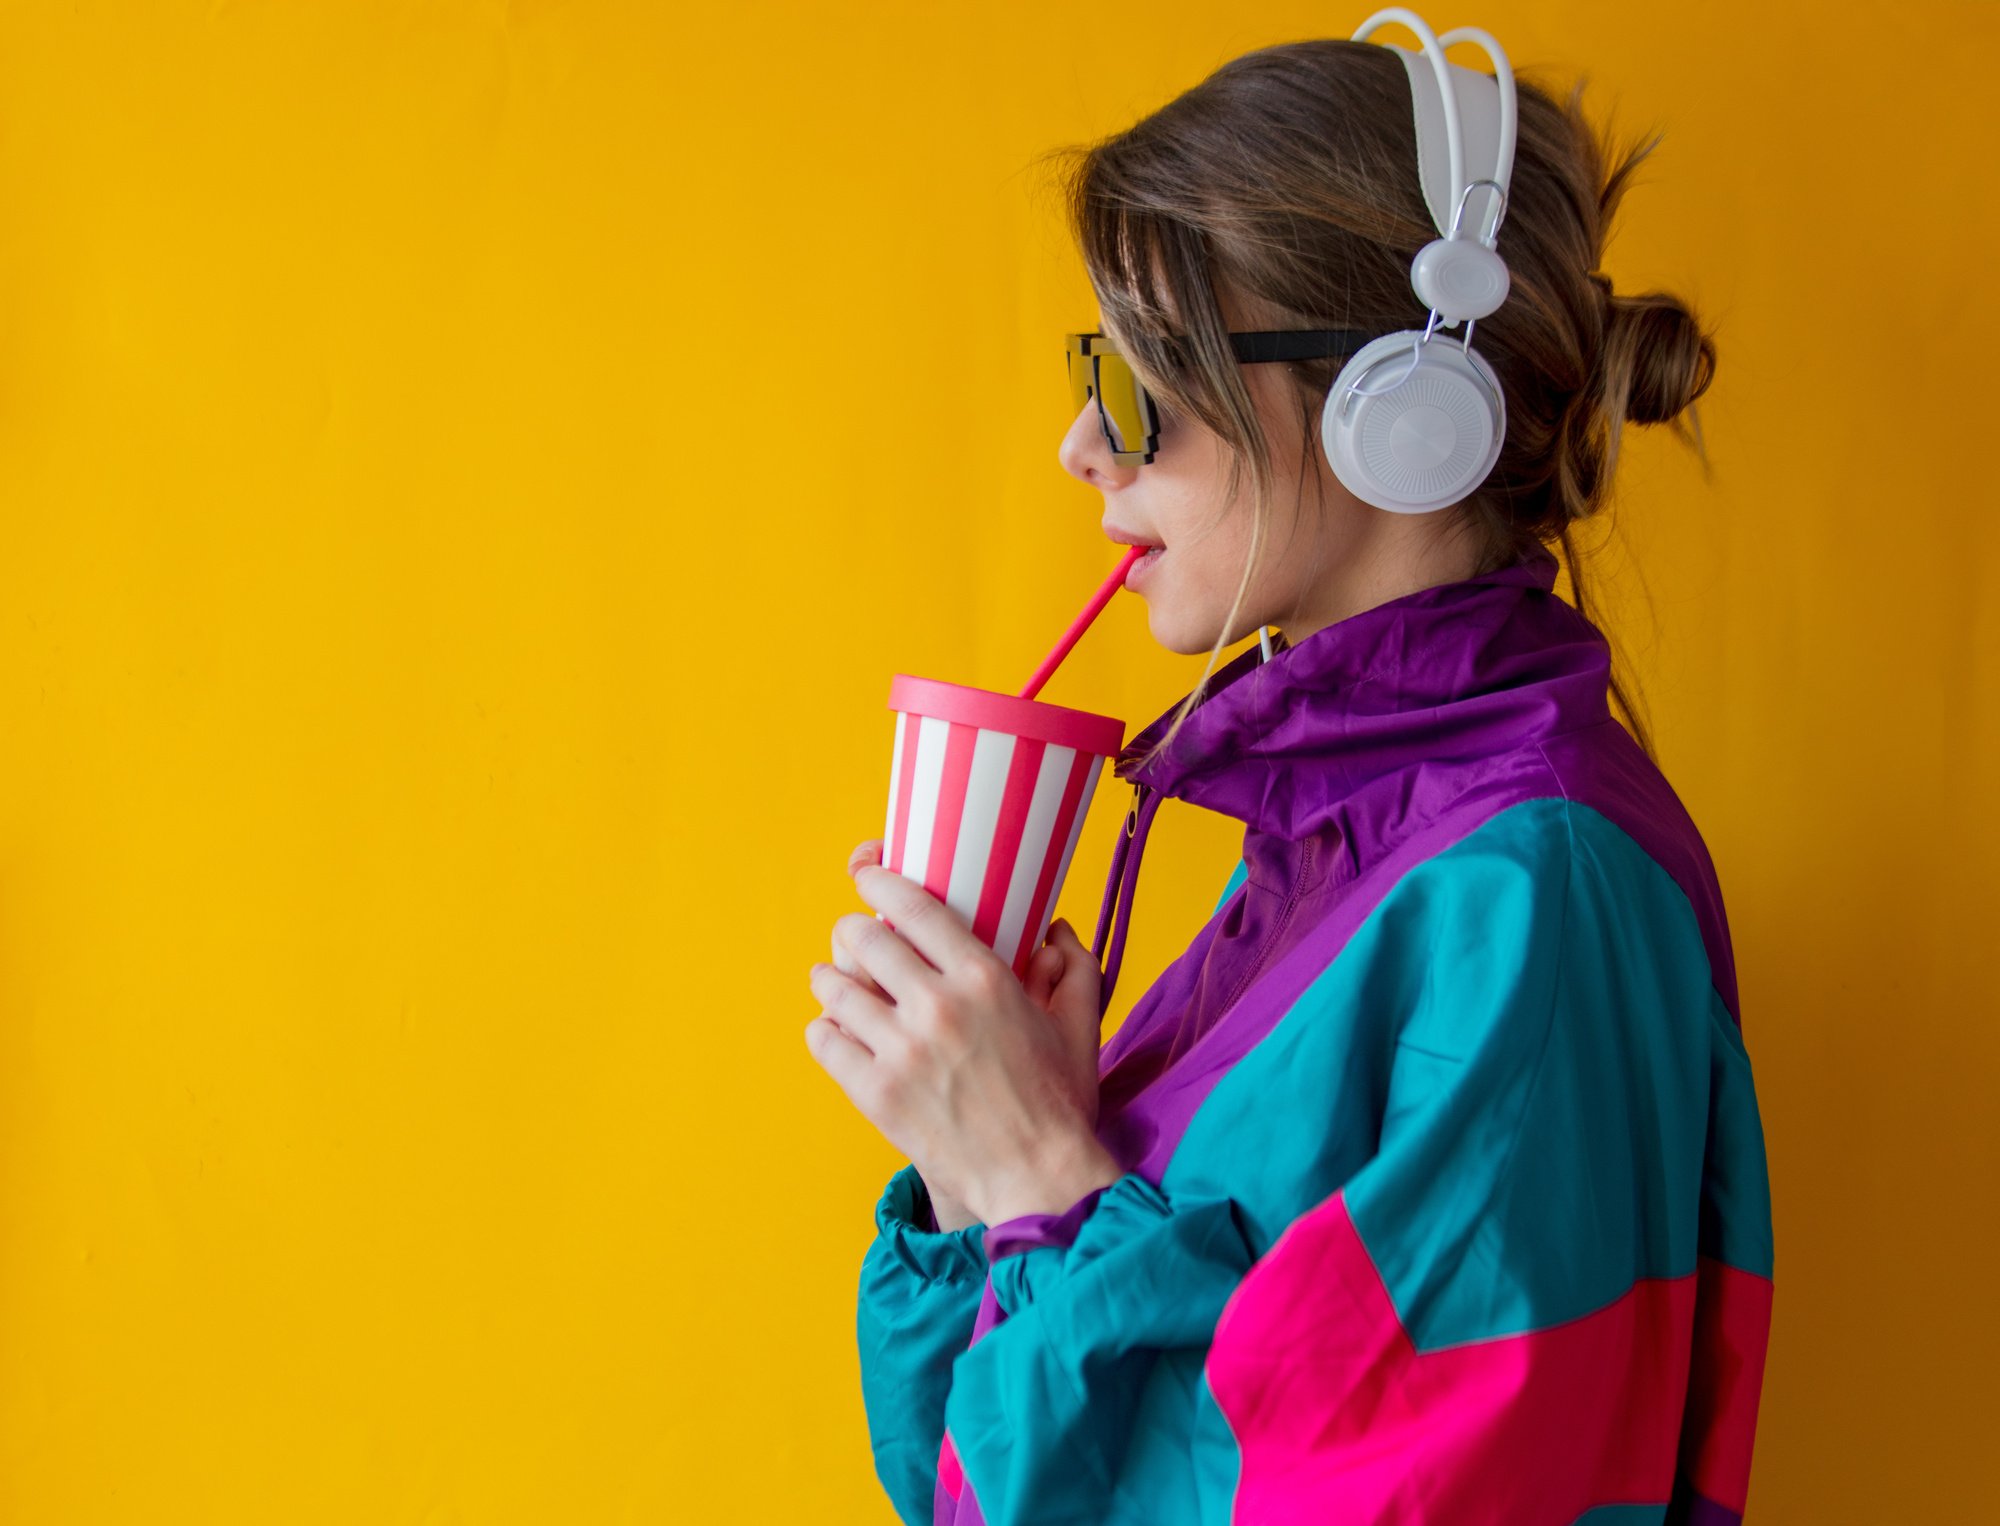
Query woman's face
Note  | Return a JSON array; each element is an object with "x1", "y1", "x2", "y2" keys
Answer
[
  {"x1": 1060, "y1": 293, "x2": 1477, "y2": 654},
  {"x1": 1059, "y1": 342, "x2": 1332, "y2": 656}
]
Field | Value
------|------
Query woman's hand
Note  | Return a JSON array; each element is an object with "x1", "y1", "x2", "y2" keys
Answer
[
  {"x1": 820, "y1": 857, "x2": 980, "y2": 1232},
  {"x1": 807, "y1": 838, "x2": 1122, "y2": 1228}
]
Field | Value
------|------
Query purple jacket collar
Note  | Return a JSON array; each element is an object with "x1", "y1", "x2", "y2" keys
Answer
[
  {"x1": 1113, "y1": 540, "x2": 1601, "y2": 833},
  {"x1": 1087, "y1": 542, "x2": 1613, "y2": 1010}
]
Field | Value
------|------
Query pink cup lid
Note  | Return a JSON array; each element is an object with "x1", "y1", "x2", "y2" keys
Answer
[{"x1": 888, "y1": 674, "x2": 1125, "y2": 759}]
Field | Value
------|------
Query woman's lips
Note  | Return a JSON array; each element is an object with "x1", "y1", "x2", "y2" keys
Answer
[{"x1": 1125, "y1": 543, "x2": 1166, "y2": 588}]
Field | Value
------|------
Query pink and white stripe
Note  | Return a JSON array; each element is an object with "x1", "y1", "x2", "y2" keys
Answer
[{"x1": 883, "y1": 708, "x2": 1105, "y2": 981}]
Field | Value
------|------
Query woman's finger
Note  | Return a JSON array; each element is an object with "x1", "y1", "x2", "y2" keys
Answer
[
  {"x1": 1052, "y1": 919, "x2": 1100, "y2": 1002},
  {"x1": 803, "y1": 1011, "x2": 876, "y2": 1101},
  {"x1": 848, "y1": 841, "x2": 984, "y2": 982},
  {"x1": 1024, "y1": 939, "x2": 1062, "y2": 1011},
  {"x1": 808, "y1": 960, "x2": 898, "y2": 1055},
  {"x1": 832, "y1": 903, "x2": 945, "y2": 1005},
  {"x1": 1039, "y1": 919, "x2": 1104, "y2": 1039},
  {"x1": 832, "y1": 926, "x2": 889, "y2": 1000}
]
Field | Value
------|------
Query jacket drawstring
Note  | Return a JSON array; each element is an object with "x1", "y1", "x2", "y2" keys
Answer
[{"x1": 1091, "y1": 778, "x2": 1164, "y2": 1018}]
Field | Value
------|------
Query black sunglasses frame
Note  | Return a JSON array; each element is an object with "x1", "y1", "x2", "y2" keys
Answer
[{"x1": 1068, "y1": 328, "x2": 1382, "y2": 465}]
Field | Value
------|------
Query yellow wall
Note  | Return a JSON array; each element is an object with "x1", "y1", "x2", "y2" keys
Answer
[{"x1": 1, "y1": 2, "x2": 1992, "y2": 1520}]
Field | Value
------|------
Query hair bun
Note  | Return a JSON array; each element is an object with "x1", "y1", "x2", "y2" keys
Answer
[{"x1": 1602, "y1": 289, "x2": 1716, "y2": 427}]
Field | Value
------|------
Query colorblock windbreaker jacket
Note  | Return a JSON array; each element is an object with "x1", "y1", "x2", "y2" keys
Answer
[{"x1": 854, "y1": 543, "x2": 1775, "y2": 1526}]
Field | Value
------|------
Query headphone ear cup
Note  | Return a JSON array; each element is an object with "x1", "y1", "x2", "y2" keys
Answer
[{"x1": 1321, "y1": 331, "x2": 1506, "y2": 514}]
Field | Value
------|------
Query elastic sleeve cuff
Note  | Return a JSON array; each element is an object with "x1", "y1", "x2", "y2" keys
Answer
[
  {"x1": 981, "y1": 1180, "x2": 1116, "y2": 1263},
  {"x1": 874, "y1": 1163, "x2": 989, "y2": 1287},
  {"x1": 987, "y1": 1171, "x2": 1171, "y2": 1315}
]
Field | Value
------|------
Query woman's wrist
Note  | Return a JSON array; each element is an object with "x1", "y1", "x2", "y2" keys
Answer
[
  {"x1": 920, "y1": 1173, "x2": 981, "y2": 1233},
  {"x1": 930, "y1": 1194, "x2": 981, "y2": 1233},
  {"x1": 978, "y1": 1137, "x2": 1125, "y2": 1227}
]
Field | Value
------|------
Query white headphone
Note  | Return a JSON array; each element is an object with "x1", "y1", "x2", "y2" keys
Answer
[{"x1": 1324, "y1": 9, "x2": 1519, "y2": 514}]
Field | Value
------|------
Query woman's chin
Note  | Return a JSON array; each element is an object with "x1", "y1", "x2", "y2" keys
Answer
[{"x1": 1143, "y1": 605, "x2": 1221, "y2": 658}]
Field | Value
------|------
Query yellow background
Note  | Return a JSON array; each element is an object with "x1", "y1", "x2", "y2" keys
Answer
[{"x1": 1, "y1": 1, "x2": 1992, "y2": 1520}]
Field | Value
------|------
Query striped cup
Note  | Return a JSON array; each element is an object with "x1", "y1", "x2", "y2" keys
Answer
[{"x1": 883, "y1": 675, "x2": 1126, "y2": 982}]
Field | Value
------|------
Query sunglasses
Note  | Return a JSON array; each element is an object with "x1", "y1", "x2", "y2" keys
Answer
[{"x1": 1065, "y1": 328, "x2": 1380, "y2": 465}]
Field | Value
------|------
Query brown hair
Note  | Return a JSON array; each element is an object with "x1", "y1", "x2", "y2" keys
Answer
[{"x1": 1032, "y1": 40, "x2": 1717, "y2": 771}]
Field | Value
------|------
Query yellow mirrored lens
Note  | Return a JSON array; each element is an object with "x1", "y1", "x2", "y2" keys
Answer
[
  {"x1": 1068, "y1": 350, "x2": 1096, "y2": 417},
  {"x1": 1064, "y1": 335, "x2": 1155, "y2": 461},
  {"x1": 1093, "y1": 353, "x2": 1149, "y2": 454}
]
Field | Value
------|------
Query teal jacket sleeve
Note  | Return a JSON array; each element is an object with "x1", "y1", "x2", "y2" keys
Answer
[
  {"x1": 942, "y1": 1172, "x2": 1257, "y2": 1524},
  {"x1": 855, "y1": 1162, "x2": 990, "y2": 1526}
]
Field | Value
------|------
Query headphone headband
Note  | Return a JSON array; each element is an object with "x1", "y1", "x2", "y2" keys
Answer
[{"x1": 1350, "y1": 10, "x2": 1517, "y2": 253}]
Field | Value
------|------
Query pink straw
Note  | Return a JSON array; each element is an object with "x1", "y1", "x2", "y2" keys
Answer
[{"x1": 1018, "y1": 544, "x2": 1151, "y2": 701}]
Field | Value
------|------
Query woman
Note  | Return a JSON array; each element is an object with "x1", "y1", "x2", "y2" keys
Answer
[{"x1": 806, "y1": 14, "x2": 1773, "y2": 1524}]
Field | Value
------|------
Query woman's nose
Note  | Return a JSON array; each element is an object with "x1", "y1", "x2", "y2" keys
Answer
[{"x1": 1059, "y1": 401, "x2": 1134, "y2": 488}]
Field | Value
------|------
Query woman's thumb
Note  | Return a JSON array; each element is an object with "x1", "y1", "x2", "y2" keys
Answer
[
  {"x1": 1045, "y1": 918, "x2": 1101, "y2": 1022},
  {"x1": 1024, "y1": 938, "x2": 1061, "y2": 1006}
]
